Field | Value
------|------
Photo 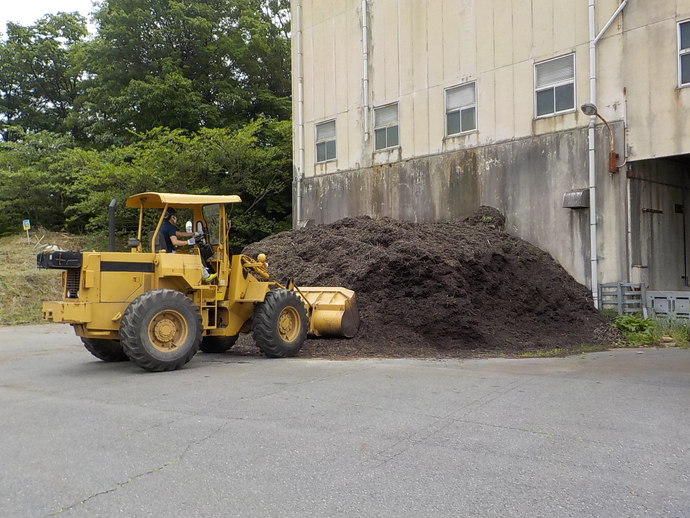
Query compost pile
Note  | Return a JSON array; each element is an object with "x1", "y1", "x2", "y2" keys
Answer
[{"x1": 241, "y1": 207, "x2": 612, "y2": 359}]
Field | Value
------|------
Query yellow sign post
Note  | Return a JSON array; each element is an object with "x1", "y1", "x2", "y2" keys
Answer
[{"x1": 23, "y1": 219, "x2": 31, "y2": 244}]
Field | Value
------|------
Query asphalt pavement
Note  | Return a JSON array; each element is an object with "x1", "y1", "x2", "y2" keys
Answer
[{"x1": 1, "y1": 324, "x2": 688, "y2": 517}]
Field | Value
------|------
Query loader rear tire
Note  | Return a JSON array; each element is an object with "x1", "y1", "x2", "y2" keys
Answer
[
  {"x1": 253, "y1": 289, "x2": 307, "y2": 358},
  {"x1": 200, "y1": 334, "x2": 238, "y2": 353},
  {"x1": 120, "y1": 289, "x2": 201, "y2": 372},
  {"x1": 81, "y1": 338, "x2": 129, "y2": 362}
]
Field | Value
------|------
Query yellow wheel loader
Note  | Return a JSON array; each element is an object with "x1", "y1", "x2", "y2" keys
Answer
[{"x1": 37, "y1": 193, "x2": 359, "y2": 372}]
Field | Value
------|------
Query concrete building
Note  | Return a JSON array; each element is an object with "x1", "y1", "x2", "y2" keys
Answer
[{"x1": 291, "y1": 0, "x2": 690, "y2": 306}]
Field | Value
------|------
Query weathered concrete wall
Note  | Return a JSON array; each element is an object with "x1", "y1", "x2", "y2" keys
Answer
[
  {"x1": 302, "y1": 149, "x2": 479, "y2": 224},
  {"x1": 302, "y1": 124, "x2": 629, "y2": 287},
  {"x1": 292, "y1": 0, "x2": 690, "y2": 291}
]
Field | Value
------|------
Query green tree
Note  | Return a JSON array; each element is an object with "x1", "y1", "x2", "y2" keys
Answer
[
  {"x1": 83, "y1": 0, "x2": 291, "y2": 144},
  {"x1": 0, "y1": 118, "x2": 292, "y2": 244},
  {"x1": 0, "y1": 14, "x2": 89, "y2": 140},
  {"x1": 0, "y1": 131, "x2": 76, "y2": 233},
  {"x1": 0, "y1": 2, "x2": 294, "y2": 243},
  {"x1": 0, "y1": 46, "x2": 27, "y2": 142},
  {"x1": 231, "y1": 0, "x2": 291, "y2": 118}
]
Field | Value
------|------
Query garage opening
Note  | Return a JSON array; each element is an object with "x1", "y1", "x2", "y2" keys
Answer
[{"x1": 628, "y1": 155, "x2": 690, "y2": 291}]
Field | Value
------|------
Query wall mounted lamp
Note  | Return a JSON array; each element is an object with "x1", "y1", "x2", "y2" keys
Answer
[{"x1": 580, "y1": 103, "x2": 620, "y2": 173}]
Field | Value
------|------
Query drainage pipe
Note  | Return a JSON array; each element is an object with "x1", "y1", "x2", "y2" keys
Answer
[
  {"x1": 294, "y1": 0, "x2": 305, "y2": 228},
  {"x1": 623, "y1": 88, "x2": 633, "y2": 285},
  {"x1": 362, "y1": 0, "x2": 370, "y2": 141},
  {"x1": 587, "y1": 0, "x2": 630, "y2": 308}
]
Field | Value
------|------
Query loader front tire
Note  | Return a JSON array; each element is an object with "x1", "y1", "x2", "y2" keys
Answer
[
  {"x1": 120, "y1": 289, "x2": 201, "y2": 372},
  {"x1": 81, "y1": 338, "x2": 129, "y2": 362},
  {"x1": 253, "y1": 289, "x2": 307, "y2": 358},
  {"x1": 200, "y1": 334, "x2": 238, "y2": 353}
]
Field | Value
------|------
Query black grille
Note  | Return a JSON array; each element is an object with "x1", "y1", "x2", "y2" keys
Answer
[{"x1": 66, "y1": 270, "x2": 80, "y2": 299}]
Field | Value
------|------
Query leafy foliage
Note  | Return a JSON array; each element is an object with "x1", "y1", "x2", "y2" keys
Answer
[
  {"x1": 0, "y1": 118, "x2": 291, "y2": 246},
  {"x1": 612, "y1": 314, "x2": 657, "y2": 346},
  {"x1": 83, "y1": 0, "x2": 291, "y2": 144},
  {"x1": 613, "y1": 314, "x2": 690, "y2": 347},
  {"x1": 0, "y1": 1, "x2": 293, "y2": 246},
  {"x1": 0, "y1": 13, "x2": 89, "y2": 140},
  {"x1": 613, "y1": 315, "x2": 655, "y2": 334}
]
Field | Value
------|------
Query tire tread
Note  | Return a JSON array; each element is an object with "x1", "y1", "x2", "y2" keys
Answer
[
  {"x1": 200, "y1": 334, "x2": 238, "y2": 353},
  {"x1": 120, "y1": 289, "x2": 201, "y2": 372},
  {"x1": 81, "y1": 338, "x2": 128, "y2": 362},
  {"x1": 253, "y1": 290, "x2": 307, "y2": 358}
]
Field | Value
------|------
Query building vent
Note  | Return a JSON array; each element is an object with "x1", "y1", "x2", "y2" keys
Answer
[{"x1": 563, "y1": 189, "x2": 590, "y2": 209}]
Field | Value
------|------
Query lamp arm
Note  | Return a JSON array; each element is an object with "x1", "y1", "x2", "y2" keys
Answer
[{"x1": 596, "y1": 113, "x2": 615, "y2": 153}]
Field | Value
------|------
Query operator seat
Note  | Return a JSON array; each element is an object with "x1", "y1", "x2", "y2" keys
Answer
[{"x1": 147, "y1": 231, "x2": 166, "y2": 253}]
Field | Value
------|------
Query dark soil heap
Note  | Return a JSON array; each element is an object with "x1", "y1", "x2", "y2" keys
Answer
[{"x1": 242, "y1": 208, "x2": 610, "y2": 358}]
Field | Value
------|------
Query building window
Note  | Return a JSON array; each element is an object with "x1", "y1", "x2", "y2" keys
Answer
[
  {"x1": 316, "y1": 120, "x2": 336, "y2": 163},
  {"x1": 679, "y1": 21, "x2": 690, "y2": 86},
  {"x1": 374, "y1": 103, "x2": 399, "y2": 150},
  {"x1": 446, "y1": 83, "x2": 477, "y2": 136},
  {"x1": 535, "y1": 54, "x2": 575, "y2": 117}
]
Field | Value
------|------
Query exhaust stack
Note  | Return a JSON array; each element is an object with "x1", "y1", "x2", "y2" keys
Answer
[{"x1": 108, "y1": 199, "x2": 117, "y2": 252}]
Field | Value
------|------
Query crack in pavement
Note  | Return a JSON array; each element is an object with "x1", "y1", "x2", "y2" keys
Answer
[{"x1": 45, "y1": 421, "x2": 229, "y2": 517}]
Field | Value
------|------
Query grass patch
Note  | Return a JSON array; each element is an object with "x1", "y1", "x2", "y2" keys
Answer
[
  {"x1": 0, "y1": 230, "x2": 102, "y2": 326},
  {"x1": 516, "y1": 344, "x2": 606, "y2": 358},
  {"x1": 517, "y1": 348, "x2": 565, "y2": 358}
]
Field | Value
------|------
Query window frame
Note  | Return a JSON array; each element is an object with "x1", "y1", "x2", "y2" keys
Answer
[
  {"x1": 445, "y1": 82, "x2": 477, "y2": 137},
  {"x1": 373, "y1": 102, "x2": 400, "y2": 151},
  {"x1": 315, "y1": 119, "x2": 337, "y2": 163},
  {"x1": 534, "y1": 53, "x2": 576, "y2": 118},
  {"x1": 678, "y1": 20, "x2": 690, "y2": 87}
]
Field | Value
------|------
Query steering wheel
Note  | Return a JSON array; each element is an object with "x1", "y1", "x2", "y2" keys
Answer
[{"x1": 194, "y1": 226, "x2": 208, "y2": 245}]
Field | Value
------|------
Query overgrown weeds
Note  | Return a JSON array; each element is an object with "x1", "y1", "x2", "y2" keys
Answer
[{"x1": 612, "y1": 314, "x2": 690, "y2": 347}]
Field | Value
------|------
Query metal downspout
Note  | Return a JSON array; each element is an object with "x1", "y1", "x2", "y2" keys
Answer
[
  {"x1": 623, "y1": 88, "x2": 633, "y2": 284},
  {"x1": 587, "y1": 0, "x2": 630, "y2": 309},
  {"x1": 362, "y1": 0, "x2": 370, "y2": 141},
  {"x1": 294, "y1": 0, "x2": 305, "y2": 228},
  {"x1": 588, "y1": 0, "x2": 599, "y2": 308}
]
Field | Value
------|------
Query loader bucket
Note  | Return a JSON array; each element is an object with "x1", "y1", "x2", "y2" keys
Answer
[{"x1": 296, "y1": 287, "x2": 360, "y2": 338}]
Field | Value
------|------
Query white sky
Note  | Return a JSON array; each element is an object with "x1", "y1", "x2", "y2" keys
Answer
[{"x1": 0, "y1": 0, "x2": 96, "y2": 35}]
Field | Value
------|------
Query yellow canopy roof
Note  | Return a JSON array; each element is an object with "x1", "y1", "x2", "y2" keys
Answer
[{"x1": 125, "y1": 192, "x2": 242, "y2": 209}]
